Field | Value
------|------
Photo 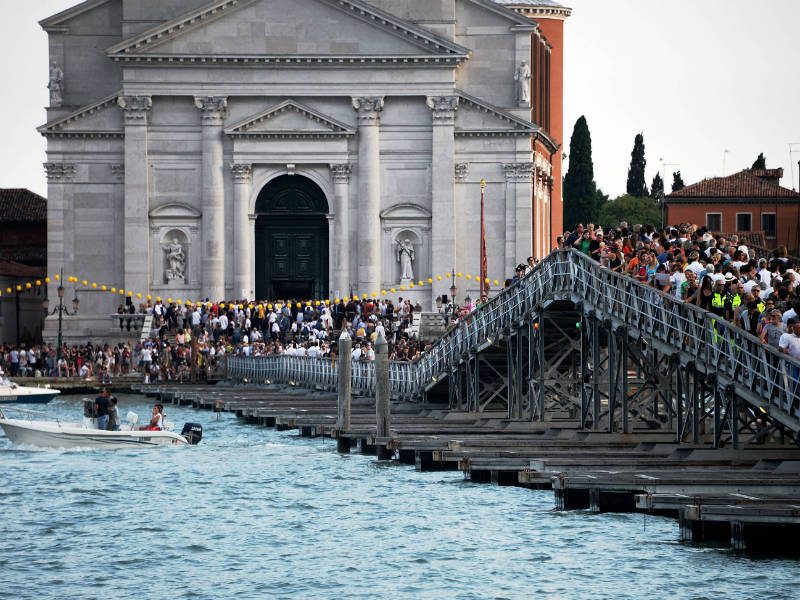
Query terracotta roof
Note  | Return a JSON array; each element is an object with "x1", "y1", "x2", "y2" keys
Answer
[
  {"x1": 0, "y1": 189, "x2": 47, "y2": 222},
  {"x1": 666, "y1": 169, "x2": 800, "y2": 201},
  {"x1": 0, "y1": 259, "x2": 45, "y2": 279}
]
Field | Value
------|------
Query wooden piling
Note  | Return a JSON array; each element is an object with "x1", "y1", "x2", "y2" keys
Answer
[
  {"x1": 336, "y1": 330, "x2": 353, "y2": 453},
  {"x1": 375, "y1": 330, "x2": 392, "y2": 460}
]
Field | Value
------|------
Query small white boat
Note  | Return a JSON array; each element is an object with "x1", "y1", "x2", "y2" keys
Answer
[
  {"x1": 0, "y1": 377, "x2": 60, "y2": 404},
  {"x1": 0, "y1": 405, "x2": 202, "y2": 450}
]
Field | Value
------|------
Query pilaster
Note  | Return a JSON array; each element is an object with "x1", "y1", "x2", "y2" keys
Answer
[
  {"x1": 195, "y1": 96, "x2": 228, "y2": 300},
  {"x1": 117, "y1": 94, "x2": 152, "y2": 296},
  {"x1": 330, "y1": 163, "x2": 352, "y2": 296},
  {"x1": 44, "y1": 162, "x2": 76, "y2": 303},
  {"x1": 352, "y1": 96, "x2": 383, "y2": 294},
  {"x1": 503, "y1": 162, "x2": 534, "y2": 272},
  {"x1": 231, "y1": 162, "x2": 253, "y2": 300},
  {"x1": 427, "y1": 95, "x2": 459, "y2": 303}
]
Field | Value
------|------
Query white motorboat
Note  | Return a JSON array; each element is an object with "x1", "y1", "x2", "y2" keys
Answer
[
  {"x1": 0, "y1": 405, "x2": 203, "y2": 450},
  {"x1": 0, "y1": 377, "x2": 60, "y2": 404}
]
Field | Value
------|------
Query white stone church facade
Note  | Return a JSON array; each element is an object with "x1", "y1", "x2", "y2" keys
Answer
[{"x1": 40, "y1": 0, "x2": 559, "y2": 334}]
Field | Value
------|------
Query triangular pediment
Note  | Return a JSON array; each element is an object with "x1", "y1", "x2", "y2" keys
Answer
[
  {"x1": 38, "y1": 92, "x2": 123, "y2": 139},
  {"x1": 455, "y1": 91, "x2": 535, "y2": 134},
  {"x1": 225, "y1": 100, "x2": 355, "y2": 139},
  {"x1": 106, "y1": 0, "x2": 470, "y2": 66}
]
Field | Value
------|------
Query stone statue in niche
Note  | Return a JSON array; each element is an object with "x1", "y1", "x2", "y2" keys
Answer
[
  {"x1": 396, "y1": 238, "x2": 415, "y2": 282},
  {"x1": 163, "y1": 237, "x2": 186, "y2": 282},
  {"x1": 514, "y1": 60, "x2": 531, "y2": 105},
  {"x1": 48, "y1": 62, "x2": 63, "y2": 107}
]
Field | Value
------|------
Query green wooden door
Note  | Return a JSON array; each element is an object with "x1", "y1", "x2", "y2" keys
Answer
[{"x1": 254, "y1": 175, "x2": 329, "y2": 301}]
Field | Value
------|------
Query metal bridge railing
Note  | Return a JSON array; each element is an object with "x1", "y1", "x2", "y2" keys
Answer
[{"x1": 227, "y1": 249, "x2": 800, "y2": 430}]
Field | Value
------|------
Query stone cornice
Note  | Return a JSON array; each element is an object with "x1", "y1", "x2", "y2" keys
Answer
[
  {"x1": 41, "y1": 131, "x2": 125, "y2": 140},
  {"x1": 453, "y1": 90, "x2": 559, "y2": 151},
  {"x1": 105, "y1": 0, "x2": 470, "y2": 66},
  {"x1": 426, "y1": 95, "x2": 460, "y2": 126},
  {"x1": 40, "y1": 0, "x2": 115, "y2": 32},
  {"x1": 44, "y1": 162, "x2": 76, "y2": 182},
  {"x1": 107, "y1": 54, "x2": 466, "y2": 67},
  {"x1": 352, "y1": 96, "x2": 385, "y2": 126},
  {"x1": 38, "y1": 92, "x2": 122, "y2": 138},
  {"x1": 330, "y1": 164, "x2": 353, "y2": 184},
  {"x1": 225, "y1": 99, "x2": 355, "y2": 139}
]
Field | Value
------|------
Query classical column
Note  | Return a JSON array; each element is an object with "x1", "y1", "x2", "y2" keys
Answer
[
  {"x1": 43, "y1": 162, "x2": 76, "y2": 304},
  {"x1": 503, "y1": 162, "x2": 534, "y2": 272},
  {"x1": 117, "y1": 95, "x2": 152, "y2": 296},
  {"x1": 194, "y1": 96, "x2": 228, "y2": 300},
  {"x1": 352, "y1": 97, "x2": 383, "y2": 294},
  {"x1": 426, "y1": 95, "x2": 459, "y2": 302},
  {"x1": 230, "y1": 163, "x2": 253, "y2": 300},
  {"x1": 330, "y1": 164, "x2": 352, "y2": 296}
]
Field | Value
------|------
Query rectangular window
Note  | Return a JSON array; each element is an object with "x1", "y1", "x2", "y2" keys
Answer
[
  {"x1": 761, "y1": 213, "x2": 777, "y2": 239},
  {"x1": 706, "y1": 213, "x2": 722, "y2": 232},
  {"x1": 736, "y1": 212, "x2": 752, "y2": 232}
]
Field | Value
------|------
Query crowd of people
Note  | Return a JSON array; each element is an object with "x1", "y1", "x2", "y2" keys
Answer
[
  {"x1": 556, "y1": 221, "x2": 800, "y2": 361},
  {"x1": 2, "y1": 295, "x2": 434, "y2": 381},
  {"x1": 3, "y1": 221, "x2": 799, "y2": 383}
]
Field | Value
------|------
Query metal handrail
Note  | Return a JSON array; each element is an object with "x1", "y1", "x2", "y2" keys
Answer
[{"x1": 227, "y1": 249, "x2": 800, "y2": 430}]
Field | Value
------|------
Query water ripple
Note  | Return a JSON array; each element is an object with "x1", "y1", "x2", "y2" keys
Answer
[{"x1": 1, "y1": 393, "x2": 797, "y2": 600}]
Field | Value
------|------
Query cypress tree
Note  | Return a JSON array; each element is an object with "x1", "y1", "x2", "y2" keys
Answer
[
  {"x1": 751, "y1": 153, "x2": 766, "y2": 169},
  {"x1": 563, "y1": 116, "x2": 598, "y2": 228},
  {"x1": 651, "y1": 172, "x2": 664, "y2": 201},
  {"x1": 672, "y1": 171, "x2": 685, "y2": 192},
  {"x1": 626, "y1": 133, "x2": 647, "y2": 197}
]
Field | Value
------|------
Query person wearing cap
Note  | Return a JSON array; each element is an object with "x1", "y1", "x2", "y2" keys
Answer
[
  {"x1": 710, "y1": 278, "x2": 727, "y2": 318},
  {"x1": 725, "y1": 280, "x2": 745, "y2": 321}
]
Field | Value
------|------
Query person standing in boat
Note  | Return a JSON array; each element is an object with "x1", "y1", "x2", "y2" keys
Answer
[
  {"x1": 94, "y1": 388, "x2": 111, "y2": 430},
  {"x1": 107, "y1": 397, "x2": 120, "y2": 431}
]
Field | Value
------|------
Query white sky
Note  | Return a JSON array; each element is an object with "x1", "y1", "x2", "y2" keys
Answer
[{"x1": 1, "y1": 0, "x2": 799, "y2": 199}]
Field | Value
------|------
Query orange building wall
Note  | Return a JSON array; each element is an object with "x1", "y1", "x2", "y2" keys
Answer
[
  {"x1": 532, "y1": 18, "x2": 565, "y2": 250},
  {"x1": 666, "y1": 203, "x2": 800, "y2": 252}
]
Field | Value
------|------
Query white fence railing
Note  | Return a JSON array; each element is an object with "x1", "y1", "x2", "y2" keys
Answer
[{"x1": 227, "y1": 250, "x2": 800, "y2": 430}]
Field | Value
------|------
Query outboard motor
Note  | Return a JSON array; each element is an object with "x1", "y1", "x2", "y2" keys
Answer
[
  {"x1": 83, "y1": 399, "x2": 97, "y2": 418},
  {"x1": 181, "y1": 422, "x2": 203, "y2": 445}
]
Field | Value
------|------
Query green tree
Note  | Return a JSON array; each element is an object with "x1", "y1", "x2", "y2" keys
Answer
[
  {"x1": 599, "y1": 194, "x2": 663, "y2": 230},
  {"x1": 563, "y1": 116, "x2": 598, "y2": 228},
  {"x1": 626, "y1": 133, "x2": 647, "y2": 197},
  {"x1": 751, "y1": 152, "x2": 766, "y2": 169},
  {"x1": 651, "y1": 172, "x2": 664, "y2": 201},
  {"x1": 672, "y1": 171, "x2": 685, "y2": 192}
]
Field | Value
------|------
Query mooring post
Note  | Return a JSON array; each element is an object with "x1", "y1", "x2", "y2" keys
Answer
[
  {"x1": 374, "y1": 330, "x2": 392, "y2": 460},
  {"x1": 336, "y1": 330, "x2": 353, "y2": 454}
]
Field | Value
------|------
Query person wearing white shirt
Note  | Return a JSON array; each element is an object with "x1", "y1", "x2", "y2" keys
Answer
[{"x1": 351, "y1": 345, "x2": 362, "y2": 361}]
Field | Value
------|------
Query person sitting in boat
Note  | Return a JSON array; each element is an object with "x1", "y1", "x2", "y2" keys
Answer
[{"x1": 139, "y1": 404, "x2": 163, "y2": 431}]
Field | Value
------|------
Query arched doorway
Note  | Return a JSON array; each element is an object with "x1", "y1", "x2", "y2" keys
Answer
[{"x1": 255, "y1": 175, "x2": 329, "y2": 300}]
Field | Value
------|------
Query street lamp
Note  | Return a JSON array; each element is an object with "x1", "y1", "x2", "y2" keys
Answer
[
  {"x1": 44, "y1": 268, "x2": 79, "y2": 363},
  {"x1": 449, "y1": 268, "x2": 457, "y2": 322}
]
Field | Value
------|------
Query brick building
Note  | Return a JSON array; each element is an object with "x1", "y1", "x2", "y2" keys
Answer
[
  {"x1": 0, "y1": 189, "x2": 47, "y2": 344},
  {"x1": 664, "y1": 168, "x2": 800, "y2": 254}
]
